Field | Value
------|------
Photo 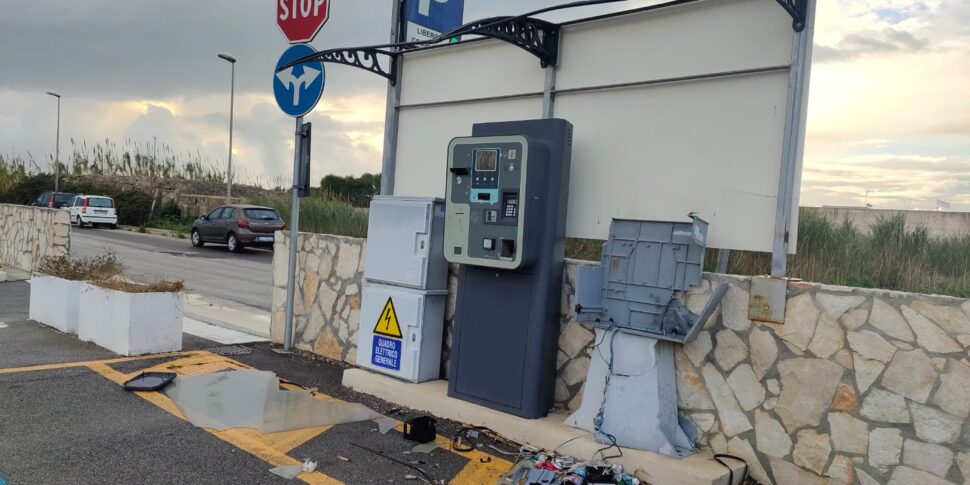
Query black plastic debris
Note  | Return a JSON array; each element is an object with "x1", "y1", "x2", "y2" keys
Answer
[
  {"x1": 403, "y1": 416, "x2": 437, "y2": 444},
  {"x1": 123, "y1": 372, "x2": 176, "y2": 391}
]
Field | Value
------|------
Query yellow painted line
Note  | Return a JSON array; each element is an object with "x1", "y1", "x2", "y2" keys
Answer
[
  {"x1": 11, "y1": 349, "x2": 514, "y2": 483},
  {"x1": 0, "y1": 351, "x2": 197, "y2": 375},
  {"x1": 85, "y1": 353, "x2": 342, "y2": 485}
]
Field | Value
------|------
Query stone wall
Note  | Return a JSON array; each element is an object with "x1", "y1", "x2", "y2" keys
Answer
[
  {"x1": 270, "y1": 231, "x2": 365, "y2": 363},
  {"x1": 274, "y1": 231, "x2": 970, "y2": 485},
  {"x1": 0, "y1": 204, "x2": 70, "y2": 271},
  {"x1": 806, "y1": 206, "x2": 970, "y2": 238}
]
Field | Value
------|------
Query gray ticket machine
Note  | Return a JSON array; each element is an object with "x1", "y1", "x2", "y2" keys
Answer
[{"x1": 444, "y1": 118, "x2": 572, "y2": 419}]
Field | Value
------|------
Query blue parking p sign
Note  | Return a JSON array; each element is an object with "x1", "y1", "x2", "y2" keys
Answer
[{"x1": 404, "y1": 0, "x2": 464, "y2": 41}]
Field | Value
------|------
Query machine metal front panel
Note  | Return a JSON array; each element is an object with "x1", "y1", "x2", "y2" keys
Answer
[{"x1": 444, "y1": 135, "x2": 527, "y2": 269}]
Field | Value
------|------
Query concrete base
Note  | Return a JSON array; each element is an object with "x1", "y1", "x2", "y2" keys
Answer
[{"x1": 343, "y1": 368, "x2": 745, "y2": 485}]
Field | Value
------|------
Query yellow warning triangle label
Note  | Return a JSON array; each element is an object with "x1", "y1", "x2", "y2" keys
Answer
[{"x1": 373, "y1": 297, "x2": 403, "y2": 339}]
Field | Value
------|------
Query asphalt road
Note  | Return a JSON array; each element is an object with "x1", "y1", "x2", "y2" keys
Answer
[
  {"x1": 0, "y1": 281, "x2": 511, "y2": 484},
  {"x1": 70, "y1": 227, "x2": 274, "y2": 311}
]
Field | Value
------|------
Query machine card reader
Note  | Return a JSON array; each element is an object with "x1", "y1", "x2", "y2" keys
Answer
[{"x1": 445, "y1": 136, "x2": 535, "y2": 270}]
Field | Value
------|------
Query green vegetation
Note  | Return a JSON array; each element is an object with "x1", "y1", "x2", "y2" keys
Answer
[
  {"x1": 249, "y1": 193, "x2": 369, "y2": 238},
  {"x1": 566, "y1": 211, "x2": 970, "y2": 297},
  {"x1": 319, "y1": 173, "x2": 380, "y2": 208}
]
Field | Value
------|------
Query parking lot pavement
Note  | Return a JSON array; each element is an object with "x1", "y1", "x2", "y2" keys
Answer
[{"x1": 0, "y1": 280, "x2": 514, "y2": 484}]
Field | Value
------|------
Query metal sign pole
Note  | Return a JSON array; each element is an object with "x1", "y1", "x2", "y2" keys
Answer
[
  {"x1": 379, "y1": 0, "x2": 405, "y2": 196},
  {"x1": 770, "y1": 0, "x2": 816, "y2": 277},
  {"x1": 283, "y1": 115, "x2": 304, "y2": 352}
]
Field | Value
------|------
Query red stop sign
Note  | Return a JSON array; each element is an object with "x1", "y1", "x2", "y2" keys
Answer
[{"x1": 277, "y1": 0, "x2": 330, "y2": 44}]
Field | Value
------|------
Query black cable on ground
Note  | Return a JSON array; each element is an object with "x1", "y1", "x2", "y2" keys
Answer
[
  {"x1": 350, "y1": 442, "x2": 434, "y2": 484},
  {"x1": 713, "y1": 453, "x2": 749, "y2": 485}
]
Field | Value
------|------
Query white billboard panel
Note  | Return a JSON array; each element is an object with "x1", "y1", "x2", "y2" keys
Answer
[{"x1": 392, "y1": 0, "x2": 808, "y2": 252}]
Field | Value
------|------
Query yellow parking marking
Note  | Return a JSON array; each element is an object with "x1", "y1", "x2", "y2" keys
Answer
[
  {"x1": 3, "y1": 350, "x2": 514, "y2": 483},
  {"x1": 0, "y1": 351, "x2": 195, "y2": 375}
]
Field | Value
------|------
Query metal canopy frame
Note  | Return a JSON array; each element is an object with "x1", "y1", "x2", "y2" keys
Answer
[
  {"x1": 278, "y1": 0, "x2": 810, "y2": 82},
  {"x1": 276, "y1": 0, "x2": 815, "y2": 277}
]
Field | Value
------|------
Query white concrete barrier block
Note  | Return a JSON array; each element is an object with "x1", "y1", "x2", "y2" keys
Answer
[
  {"x1": 29, "y1": 275, "x2": 82, "y2": 334},
  {"x1": 79, "y1": 282, "x2": 184, "y2": 355}
]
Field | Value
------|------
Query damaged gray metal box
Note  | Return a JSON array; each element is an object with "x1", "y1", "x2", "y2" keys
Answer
[{"x1": 576, "y1": 216, "x2": 716, "y2": 343}]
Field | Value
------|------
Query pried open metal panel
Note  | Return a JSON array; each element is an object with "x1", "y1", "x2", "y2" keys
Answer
[{"x1": 391, "y1": 0, "x2": 812, "y2": 253}]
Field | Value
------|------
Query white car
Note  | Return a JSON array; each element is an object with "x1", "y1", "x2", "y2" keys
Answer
[{"x1": 67, "y1": 195, "x2": 118, "y2": 228}]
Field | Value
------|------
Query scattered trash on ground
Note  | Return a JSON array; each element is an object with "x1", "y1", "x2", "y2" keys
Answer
[
  {"x1": 122, "y1": 371, "x2": 176, "y2": 392},
  {"x1": 411, "y1": 442, "x2": 443, "y2": 454},
  {"x1": 351, "y1": 442, "x2": 440, "y2": 484},
  {"x1": 164, "y1": 369, "x2": 392, "y2": 433},
  {"x1": 499, "y1": 457, "x2": 640, "y2": 485},
  {"x1": 403, "y1": 416, "x2": 437, "y2": 443},
  {"x1": 337, "y1": 455, "x2": 351, "y2": 462},
  {"x1": 268, "y1": 458, "x2": 318, "y2": 479}
]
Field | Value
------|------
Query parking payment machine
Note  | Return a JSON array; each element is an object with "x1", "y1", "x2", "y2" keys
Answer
[{"x1": 445, "y1": 118, "x2": 573, "y2": 418}]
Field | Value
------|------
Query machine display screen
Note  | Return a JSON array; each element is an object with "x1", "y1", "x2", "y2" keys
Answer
[{"x1": 474, "y1": 149, "x2": 498, "y2": 172}]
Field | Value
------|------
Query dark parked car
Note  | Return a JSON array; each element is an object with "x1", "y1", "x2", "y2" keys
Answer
[
  {"x1": 191, "y1": 205, "x2": 285, "y2": 252},
  {"x1": 33, "y1": 191, "x2": 75, "y2": 208}
]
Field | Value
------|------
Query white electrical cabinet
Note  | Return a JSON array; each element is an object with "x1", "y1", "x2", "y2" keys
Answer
[
  {"x1": 357, "y1": 197, "x2": 449, "y2": 383},
  {"x1": 363, "y1": 196, "x2": 447, "y2": 290},
  {"x1": 356, "y1": 282, "x2": 447, "y2": 382}
]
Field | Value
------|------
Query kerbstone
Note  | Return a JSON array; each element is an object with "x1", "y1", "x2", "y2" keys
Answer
[
  {"x1": 816, "y1": 293, "x2": 865, "y2": 319},
  {"x1": 776, "y1": 358, "x2": 844, "y2": 432},
  {"x1": 902, "y1": 439, "x2": 954, "y2": 477},
  {"x1": 932, "y1": 359, "x2": 970, "y2": 418},
  {"x1": 828, "y1": 412, "x2": 868, "y2": 454},
  {"x1": 870, "y1": 299, "x2": 915, "y2": 342},
  {"x1": 902, "y1": 306, "x2": 962, "y2": 354},
  {"x1": 869, "y1": 427, "x2": 903, "y2": 467},
  {"x1": 911, "y1": 403, "x2": 963, "y2": 444},
  {"x1": 847, "y1": 330, "x2": 896, "y2": 363},
  {"x1": 881, "y1": 349, "x2": 938, "y2": 403}
]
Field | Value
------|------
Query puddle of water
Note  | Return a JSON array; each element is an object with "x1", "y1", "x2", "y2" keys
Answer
[{"x1": 165, "y1": 369, "x2": 393, "y2": 433}]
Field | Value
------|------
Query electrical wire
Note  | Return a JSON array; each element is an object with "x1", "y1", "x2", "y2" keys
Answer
[{"x1": 350, "y1": 443, "x2": 434, "y2": 484}]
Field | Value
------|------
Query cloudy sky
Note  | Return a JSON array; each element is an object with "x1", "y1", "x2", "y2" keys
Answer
[{"x1": 1, "y1": 0, "x2": 968, "y2": 210}]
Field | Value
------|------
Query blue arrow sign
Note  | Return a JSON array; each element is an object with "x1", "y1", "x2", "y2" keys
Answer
[{"x1": 274, "y1": 44, "x2": 325, "y2": 118}]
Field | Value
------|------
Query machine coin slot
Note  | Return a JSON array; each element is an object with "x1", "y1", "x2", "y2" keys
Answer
[
  {"x1": 450, "y1": 167, "x2": 469, "y2": 176},
  {"x1": 477, "y1": 193, "x2": 491, "y2": 202}
]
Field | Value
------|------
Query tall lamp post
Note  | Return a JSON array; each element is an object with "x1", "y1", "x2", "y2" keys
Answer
[
  {"x1": 217, "y1": 53, "x2": 236, "y2": 203},
  {"x1": 46, "y1": 91, "x2": 61, "y2": 193}
]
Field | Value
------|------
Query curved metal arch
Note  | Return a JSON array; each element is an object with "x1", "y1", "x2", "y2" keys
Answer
[{"x1": 313, "y1": 47, "x2": 398, "y2": 83}]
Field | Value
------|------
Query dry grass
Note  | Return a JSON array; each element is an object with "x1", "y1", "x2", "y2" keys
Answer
[
  {"x1": 91, "y1": 278, "x2": 185, "y2": 293},
  {"x1": 35, "y1": 254, "x2": 123, "y2": 281}
]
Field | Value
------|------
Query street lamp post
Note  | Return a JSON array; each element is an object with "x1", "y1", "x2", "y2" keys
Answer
[
  {"x1": 46, "y1": 91, "x2": 61, "y2": 193},
  {"x1": 218, "y1": 53, "x2": 237, "y2": 204}
]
